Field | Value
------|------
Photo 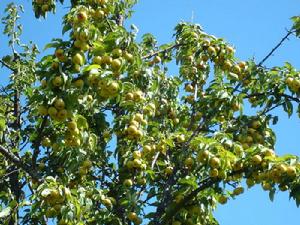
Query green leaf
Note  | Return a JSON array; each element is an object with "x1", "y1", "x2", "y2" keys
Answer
[
  {"x1": 88, "y1": 133, "x2": 97, "y2": 150},
  {"x1": 0, "y1": 117, "x2": 6, "y2": 131},
  {"x1": 120, "y1": 199, "x2": 129, "y2": 206},
  {"x1": 9, "y1": 200, "x2": 18, "y2": 208},
  {"x1": 145, "y1": 212, "x2": 156, "y2": 219},
  {"x1": 178, "y1": 176, "x2": 197, "y2": 189},
  {"x1": 272, "y1": 116, "x2": 278, "y2": 125},
  {"x1": 82, "y1": 64, "x2": 101, "y2": 73},
  {"x1": 62, "y1": 23, "x2": 72, "y2": 35},
  {"x1": 289, "y1": 184, "x2": 300, "y2": 207},
  {"x1": 45, "y1": 176, "x2": 56, "y2": 183},
  {"x1": 283, "y1": 100, "x2": 293, "y2": 117},
  {"x1": 43, "y1": 42, "x2": 60, "y2": 51},
  {"x1": 76, "y1": 115, "x2": 88, "y2": 129},
  {"x1": 269, "y1": 189, "x2": 275, "y2": 202},
  {"x1": 0, "y1": 207, "x2": 11, "y2": 218},
  {"x1": 278, "y1": 154, "x2": 298, "y2": 161},
  {"x1": 95, "y1": 113, "x2": 108, "y2": 132},
  {"x1": 165, "y1": 138, "x2": 174, "y2": 147},
  {"x1": 41, "y1": 188, "x2": 52, "y2": 197},
  {"x1": 297, "y1": 104, "x2": 300, "y2": 116}
]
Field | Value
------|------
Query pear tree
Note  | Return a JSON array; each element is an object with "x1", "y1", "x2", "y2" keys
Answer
[{"x1": 1, "y1": 1, "x2": 300, "y2": 224}]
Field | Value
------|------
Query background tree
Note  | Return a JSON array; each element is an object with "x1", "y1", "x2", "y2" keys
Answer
[{"x1": 0, "y1": 1, "x2": 300, "y2": 225}]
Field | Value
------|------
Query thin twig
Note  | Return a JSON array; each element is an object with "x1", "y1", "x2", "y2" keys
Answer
[
  {"x1": 0, "y1": 168, "x2": 20, "y2": 180},
  {"x1": 151, "y1": 152, "x2": 160, "y2": 169},
  {"x1": 259, "y1": 102, "x2": 285, "y2": 116},
  {"x1": 142, "y1": 43, "x2": 182, "y2": 59},
  {"x1": 258, "y1": 28, "x2": 295, "y2": 67},
  {"x1": 233, "y1": 28, "x2": 295, "y2": 93}
]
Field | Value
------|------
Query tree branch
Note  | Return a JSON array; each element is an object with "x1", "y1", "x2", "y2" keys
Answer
[
  {"x1": 32, "y1": 116, "x2": 48, "y2": 170},
  {"x1": 157, "y1": 168, "x2": 246, "y2": 225},
  {"x1": 258, "y1": 28, "x2": 295, "y2": 67},
  {"x1": 233, "y1": 28, "x2": 295, "y2": 93},
  {"x1": 116, "y1": 13, "x2": 124, "y2": 26},
  {"x1": 142, "y1": 43, "x2": 182, "y2": 59},
  {"x1": 0, "y1": 144, "x2": 39, "y2": 179},
  {"x1": 245, "y1": 91, "x2": 300, "y2": 103},
  {"x1": 260, "y1": 102, "x2": 285, "y2": 116},
  {"x1": 0, "y1": 168, "x2": 20, "y2": 181},
  {"x1": 0, "y1": 59, "x2": 16, "y2": 72},
  {"x1": 158, "y1": 177, "x2": 219, "y2": 225},
  {"x1": 153, "y1": 118, "x2": 210, "y2": 224}
]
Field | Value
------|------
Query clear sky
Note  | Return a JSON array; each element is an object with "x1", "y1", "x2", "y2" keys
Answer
[{"x1": 1, "y1": 0, "x2": 300, "y2": 224}]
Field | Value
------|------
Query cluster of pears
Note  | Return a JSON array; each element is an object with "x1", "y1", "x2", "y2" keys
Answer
[
  {"x1": 178, "y1": 32, "x2": 251, "y2": 88},
  {"x1": 200, "y1": 39, "x2": 248, "y2": 79},
  {"x1": 221, "y1": 60, "x2": 248, "y2": 80},
  {"x1": 33, "y1": 0, "x2": 55, "y2": 15},
  {"x1": 38, "y1": 98, "x2": 70, "y2": 122},
  {"x1": 125, "y1": 148, "x2": 147, "y2": 171},
  {"x1": 171, "y1": 195, "x2": 212, "y2": 225},
  {"x1": 183, "y1": 84, "x2": 208, "y2": 106},
  {"x1": 68, "y1": 1, "x2": 110, "y2": 49},
  {"x1": 201, "y1": 39, "x2": 235, "y2": 60},
  {"x1": 233, "y1": 147, "x2": 298, "y2": 193},
  {"x1": 98, "y1": 79, "x2": 120, "y2": 98},
  {"x1": 123, "y1": 162, "x2": 147, "y2": 191},
  {"x1": 197, "y1": 150, "x2": 223, "y2": 179},
  {"x1": 143, "y1": 102, "x2": 156, "y2": 117},
  {"x1": 41, "y1": 187, "x2": 65, "y2": 218},
  {"x1": 40, "y1": 118, "x2": 84, "y2": 152},
  {"x1": 177, "y1": 37, "x2": 212, "y2": 80},
  {"x1": 78, "y1": 159, "x2": 93, "y2": 176},
  {"x1": 184, "y1": 83, "x2": 197, "y2": 104},
  {"x1": 264, "y1": 163, "x2": 297, "y2": 191},
  {"x1": 133, "y1": 141, "x2": 162, "y2": 170},
  {"x1": 39, "y1": 63, "x2": 55, "y2": 86},
  {"x1": 68, "y1": 8, "x2": 134, "y2": 73},
  {"x1": 85, "y1": 69, "x2": 121, "y2": 99},
  {"x1": 248, "y1": 151, "x2": 297, "y2": 186},
  {"x1": 286, "y1": 75, "x2": 300, "y2": 93},
  {"x1": 234, "y1": 120, "x2": 266, "y2": 149},
  {"x1": 244, "y1": 150, "x2": 298, "y2": 194},
  {"x1": 148, "y1": 55, "x2": 162, "y2": 66},
  {"x1": 125, "y1": 113, "x2": 147, "y2": 140},
  {"x1": 179, "y1": 55, "x2": 208, "y2": 81},
  {"x1": 52, "y1": 48, "x2": 133, "y2": 102},
  {"x1": 69, "y1": 9, "x2": 134, "y2": 71},
  {"x1": 72, "y1": 0, "x2": 110, "y2": 24},
  {"x1": 37, "y1": 2, "x2": 137, "y2": 110},
  {"x1": 219, "y1": 143, "x2": 298, "y2": 204},
  {"x1": 71, "y1": 10, "x2": 93, "y2": 54},
  {"x1": 64, "y1": 120, "x2": 82, "y2": 148},
  {"x1": 92, "y1": 48, "x2": 134, "y2": 73}
]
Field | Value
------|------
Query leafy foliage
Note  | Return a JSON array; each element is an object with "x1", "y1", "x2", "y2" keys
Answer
[{"x1": 0, "y1": 1, "x2": 300, "y2": 225}]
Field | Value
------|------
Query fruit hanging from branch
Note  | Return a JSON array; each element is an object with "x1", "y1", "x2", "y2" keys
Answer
[{"x1": 0, "y1": 1, "x2": 300, "y2": 225}]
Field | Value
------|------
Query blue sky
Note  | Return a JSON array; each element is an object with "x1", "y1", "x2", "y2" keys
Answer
[{"x1": 1, "y1": 0, "x2": 300, "y2": 224}]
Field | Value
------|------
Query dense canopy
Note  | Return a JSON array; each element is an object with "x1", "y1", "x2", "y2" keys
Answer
[{"x1": 1, "y1": 1, "x2": 300, "y2": 225}]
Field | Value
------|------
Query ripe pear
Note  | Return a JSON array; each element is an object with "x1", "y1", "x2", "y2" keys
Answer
[{"x1": 72, "y1": 53, "x2": 84, "y2": 65}]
